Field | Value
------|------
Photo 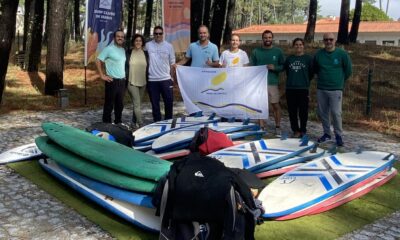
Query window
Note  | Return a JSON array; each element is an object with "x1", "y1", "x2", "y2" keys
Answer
[
  {"x1": 279, "y1": 40, "x2": 288, "y2": 45},
  {"x1": 365, "y1": 40, "x2": 377, "y2": 45},
  {"x1": 382, "y1": 40, "x2": 395, "y2": 46}
]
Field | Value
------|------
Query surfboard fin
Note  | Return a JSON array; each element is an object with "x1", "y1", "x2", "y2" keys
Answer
[
  {"x1": 328, "y1": 146, "x2": 337, "y2": 155},
  {"x1": 310, "y1": 143, "x2": 319, "y2": 153},
  {"x1": 207, "y1": 112, "x2": 216, "y2": 119},
  {"x1": 280, "y1": 132, "x2": 288, "y2": 140},
  {"x1": 382, "y1": 153, "x2": 395, "y2": 161},
  {"x1": 192, "y1": 111, "x2": 203, "y2": 117},
  {"x1": 242, "y1": 118, "x2": 250, "y2": 125},
  {"x1": 228, "y1": 117, "x2": 235, "y2": 122},
  {"x1": 355, "y1": 146, "x2": 364, "y2": 154},
  {"x1": 299, "y1": 138, "x2": 309, "y2": 146}
]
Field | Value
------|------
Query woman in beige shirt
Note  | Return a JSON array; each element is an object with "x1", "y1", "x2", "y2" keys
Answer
[{"x1": 125, "y1": 34, "x2": 149, "y2": 128}]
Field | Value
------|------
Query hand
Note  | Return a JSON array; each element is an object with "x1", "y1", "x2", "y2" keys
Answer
[
  {"x1": 267, "y1": 64, "x2": 275, "y2": 70},
  {"x1": 101, "y1": 75, "x2": 113, "y2": 82},
  {"x1": 206, "y1": 59, "x2": 213, "y2": 67}
]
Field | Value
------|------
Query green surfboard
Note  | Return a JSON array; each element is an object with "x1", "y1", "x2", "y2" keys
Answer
[
  {"x1": 35, "y1": 136, "x2": 157, "y2": 193},
  {"x1": 42, "y1": 122, "x2": 171, "y2": 181}
]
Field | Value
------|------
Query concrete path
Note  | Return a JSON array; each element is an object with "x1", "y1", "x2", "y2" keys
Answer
[{"x1": 0, "y1": 102, "x2": 399, "y2": 239}]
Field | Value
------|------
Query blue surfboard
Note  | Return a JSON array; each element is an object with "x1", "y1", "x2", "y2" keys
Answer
[
  {"x1": 59, "y1": 164, "x2": 154, "y2": 208},
  {"x1": 39, "y1": 159, "x2": 160, "y2": 231}
]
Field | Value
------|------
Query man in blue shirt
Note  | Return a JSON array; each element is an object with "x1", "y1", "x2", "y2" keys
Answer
[
  {"x1": 176, "y1": 25, "x2": 219, "y2": 68},
  {"x1": 96, "y1": 30, "x2": 126, "y2": 124}
]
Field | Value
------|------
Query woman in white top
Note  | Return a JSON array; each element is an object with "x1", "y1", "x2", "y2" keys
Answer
[
  {"x1": 219, "y1": 34, "x2": 249, "y2": 67},
  {"x1": 125, "y1": 34, "x2": 149, "y2": 128}
]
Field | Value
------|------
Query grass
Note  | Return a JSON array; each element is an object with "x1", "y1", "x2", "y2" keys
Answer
[
  {"x1": 8, "y1": 160, "x2": 400, "y2": 240},
  {"x1": 2, "y1": 42, "x2": 399, "y2": 137}
]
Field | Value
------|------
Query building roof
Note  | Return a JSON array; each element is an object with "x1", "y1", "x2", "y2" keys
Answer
[{"x1": 233, "y1": 17, "x2": 400, "y2": 34}]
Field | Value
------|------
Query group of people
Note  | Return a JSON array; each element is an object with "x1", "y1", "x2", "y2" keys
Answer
[{"x1": 96, "y1": 25, "x2": 352, "y2": 146}]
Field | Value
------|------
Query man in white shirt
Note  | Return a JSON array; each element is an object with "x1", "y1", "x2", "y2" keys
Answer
[{"x1": 145, "y1": 26, "x2": 176, "y2": 122}]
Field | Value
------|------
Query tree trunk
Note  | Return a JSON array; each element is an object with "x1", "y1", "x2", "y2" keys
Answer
[
  {"x1": 385, "y1": 0, "x2": 389, "y2": 15},
  {"x1": 0, "y1": 0, "x2": 19, "y2": 104},
  {"x1": 23, "y1": 0, "x2": 32, "y2": 52},
  {"x1": 74, "y1": 0, "x2": 81, "y2": 42},
  {"x1": 203, "y1": 0, "x2": 211, "y2": 27},
  {"x1": 133, "y1": 0, "x2": 139, "y2": 33},
  {"x1": 349, "y1": 0, "x2": 362, "y2": 43},
  {"x1": 24, "y1": 0, "x2": 44, "y2": 72},
  {"x1": 304, "y1": 0, "x2": 317, "y2": 43},
  {"x1": 126, "y1": 0, "x2": 134, "y2": 44},
  {"x1": 337, "y1": 0, "x2": 350, "y2": 45},
  {"x1": 45, "y1": 0, "x2": 69, "y2": 95},
  {"x1": 223, "y1": 0, "x2": 235, "y2": 44},
  {"x1": 143, "y1": 0, "x2": 153, "y2": 39},
  {"x1": 210, "y1": 0, "x2": 227, "y2": 50},
  {"x1": 191, "y1": 0, "x2": 203, "y2": 42}
]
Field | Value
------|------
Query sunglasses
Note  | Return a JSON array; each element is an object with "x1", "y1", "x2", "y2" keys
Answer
[
  {"x1": 154, "y1": 32, "x2": 163, "y2": 35},
  {"x1": 324, "y1": 38, "x2": 334, "y2": 42}
]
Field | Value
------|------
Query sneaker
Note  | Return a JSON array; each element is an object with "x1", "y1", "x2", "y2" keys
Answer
[
  {"x1": 317, "y1": 133, "x2": 331, "y2": 143},
  {"x1": 275, "y1": 127, "x2": 281, "y2": 137},
  {"x1": 335, "y1": 134, "x2": 344, "y2": 146}
]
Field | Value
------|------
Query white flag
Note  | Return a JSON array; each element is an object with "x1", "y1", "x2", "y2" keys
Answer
[{"x1": 176, "y1": 66, "x2": 269, "y2": 119}]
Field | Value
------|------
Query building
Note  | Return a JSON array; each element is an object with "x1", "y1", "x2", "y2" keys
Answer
[{"x1": 233, "y1": 17, "x2": 400, "y2": 46}]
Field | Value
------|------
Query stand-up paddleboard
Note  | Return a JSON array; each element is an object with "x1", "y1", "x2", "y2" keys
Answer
[
  {"x1": 59, "y1": 164, "x2": 154, "y2": 208},
  {"x1": 208, "y1": 138, "x2": 316, "y2": 172},
  {"x1": 308, "y1": 168, "x2": 397, "y2": 216},
  {"x1": 39, "y1": 159, "x2": 160, "y2": 231},
  {"x1": 36, "y1": 136, "x2": 157, "y2": 193},
  {"x1": 275, "y1": 169, "x2": 393, "y2": 220},
  {"x1": 133, "y1": 115, "x2": 220, "y2": 143},
  {"x1": 256, "y1": 164, "x2": 301, "y2": 178},
  {"x1": 0, "y1": 143, "x2": 43, "y2": 165},
  {"x1": 253, "y1": 147, "x2": 326, "y2": 174},
  {"x1": 152, "y1": 125, "x2": 263, "y2": 153},
  {"x1": 277, "y1": 168, "x2": 398, "y2": 220},
  {"x1": 258, "y1": 151, "x2": 396, "y2": 218},
  {"x1": 146, "y1": 140, "x2": 250, "y2": 160},
  {"x1": 42, "y1": 122, "x2": 171, "y2": 181}
]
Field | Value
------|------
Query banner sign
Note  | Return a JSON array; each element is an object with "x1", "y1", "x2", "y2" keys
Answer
[
  {"x1": 84, "y1": 0, "x2": 122, "y2": 66},
  {"x1": 176, "y1": 66, "x2": 269, "y2": 119},
  {"x1": 163, "y1": 0, "x2": 190, "y2": 53}
]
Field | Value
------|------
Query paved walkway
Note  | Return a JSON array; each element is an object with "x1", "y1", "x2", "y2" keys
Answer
[{"x1": 0, "y1": 102, "x2": 399, "y2": 239}]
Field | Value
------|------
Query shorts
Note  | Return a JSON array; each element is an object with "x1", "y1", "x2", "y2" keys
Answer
[{"x1": 268, "y1": 85, "x2": 280, "y2": 104}]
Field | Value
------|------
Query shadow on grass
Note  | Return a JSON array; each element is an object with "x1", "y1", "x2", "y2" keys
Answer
[{"x1": 28, "y1": 71, "x2": 45, "y2": 95}]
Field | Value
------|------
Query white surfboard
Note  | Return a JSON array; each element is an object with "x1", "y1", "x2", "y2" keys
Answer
[
  {"x1": 208, "y1": 138, "x2": 316, "y2": 172},
  {"x1": 151, "y1": 122, "x2": 260, "y2": 153},
  {"x1": 133, "y1": 115, "x2": 219, "y2": 144},
  {"x1": 39, "y1": 159, "x2": 160, "y2": 231},
  {"x1": 258, "y1": 151, "x2": 396, "y2": 218},
  {"x1": 0, "y1": 143, "x2": 43, "y2": 165},
  {"x1": 276, "y1": 167, "x2": 397, "y2": 220}
]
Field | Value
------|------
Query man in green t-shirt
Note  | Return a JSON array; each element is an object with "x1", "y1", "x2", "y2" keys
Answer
[
  {"x1": 250, "y1": 30, "x2": 284, "y2": 136},
  {"x1": 314, "y1": 33, "x2": 352, "y2": 146}
]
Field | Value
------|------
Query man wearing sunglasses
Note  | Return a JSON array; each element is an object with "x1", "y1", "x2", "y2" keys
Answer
[
  {"x1": 145, "y1": 26, "x2": 176, "y2": 122},
  {"x1": 313, "y1": 33, "x2": 352, "y2": 146}
]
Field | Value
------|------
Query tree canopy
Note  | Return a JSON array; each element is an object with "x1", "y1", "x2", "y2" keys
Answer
[{"x1": 350, "y1": 2, "x2": 390, "y2": 21}]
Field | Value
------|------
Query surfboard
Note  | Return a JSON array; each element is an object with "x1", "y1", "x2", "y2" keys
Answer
[
  {"x1": 276, "y1": 168, "x2": 398, "y2": 220},
  {"x1": 42, "y1": 122, "x2": 171, "y2": 181},
  {"x1": 39, "y1": 159, "x2": 160, "y2": 231},
  {"x1": 0, "y1": 143, "x2": 43, "y2": 165},
  {"x1": 133, "y1": 115, "x2": 220, "y2": 143},
  {"x1": 152, "y1": 124, "x2": 262, "y2": 153},
  {"x1": 253, "y1": 147, "x2": 327, "y2": 174},
  {"x1": 208, "y1": 138, "x2": 316, "y2": 172},
  {"x1": 258, "y1": 151, "x2": 396, "y2": 218},
  {"x1": 59, "y1": 164, "x2": 154, "y2": 208},
  {"x1": 35, "y1": 136, "x2": 157, "y2": 193},
  {"x1": 256, "y1": 164, "x2": 301, "y2": 178},
  {"x1": 308, "y1": 168, "x2": 397, "y2": 216}
]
